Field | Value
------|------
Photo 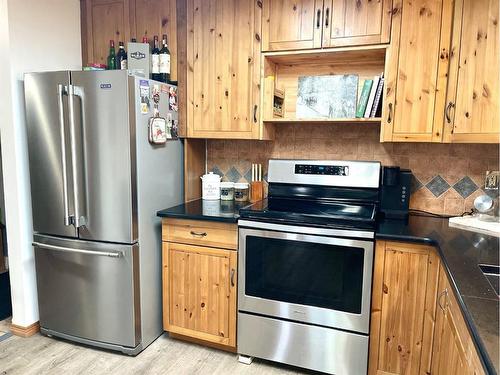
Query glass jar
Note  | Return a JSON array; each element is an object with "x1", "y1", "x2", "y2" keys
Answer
[
  {"x1": 220, "y1": 182, "x2": 235, "y2": 201},
  {"x1": 234, "y1": 182, "x2": 249, "y2": 202}
]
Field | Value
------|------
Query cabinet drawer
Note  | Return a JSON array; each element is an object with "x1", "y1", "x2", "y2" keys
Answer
[{"x1": 162, "y1": 218, "x2": 237, "y2": 250}]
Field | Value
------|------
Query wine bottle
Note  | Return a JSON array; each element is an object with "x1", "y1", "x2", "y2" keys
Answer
[
  {"x1": 116, "y1": 42, "x2": 127, "y2": 70},
  {"x1": 151, "y1": 35, "x2": 160, "y2": 80},
  {"x1": 159, "y1": 34, "x2": 171, "y2": 83},
  {"x1": 107, "y1": 40, "x2": 117, "y2": 70}
]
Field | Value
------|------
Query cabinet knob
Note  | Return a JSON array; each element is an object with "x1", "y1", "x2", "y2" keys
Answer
[{"x1": 387, "y1": 103, "x2": 393, "y2": 124}]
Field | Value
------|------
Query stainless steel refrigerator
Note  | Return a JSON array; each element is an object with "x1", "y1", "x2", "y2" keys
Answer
[{"x1": 24, "y1": 70, "x2": 183, "y2": 355}]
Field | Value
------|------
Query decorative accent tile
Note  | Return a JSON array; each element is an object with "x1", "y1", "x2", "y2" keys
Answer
[
  {"x1": 211, "y1": 166, "x2": 224, "y2": 179},
  {"x1": 244, "y1": 168, "x2": 253, "y2": 183},
  {"x1": 426, "y1": 175, "x2": 450, "y2": 197},
  {"x1": 225, "y1": 166, "x2": 242, "y2": 183},
  {"x1": 453, "y1": 176, "x2": 478, "y2": 199},
  {"x1": 411, "y1": 175, "x2": 423, "y2": 194}
]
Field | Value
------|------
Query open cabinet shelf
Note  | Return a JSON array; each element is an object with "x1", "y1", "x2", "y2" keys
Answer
[{"x1": 261, "y1": 45, "x2": 387, "y2": 125}]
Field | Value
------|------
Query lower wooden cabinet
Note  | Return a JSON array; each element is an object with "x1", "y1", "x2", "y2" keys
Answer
[
  {"x1": 369, "y1": 241, "x2": 440, "y2": 375},
  {"x1": 370, "y1": 241, "x2": 485, "y2": 375},
  {"x1": 432, "y1": 263, "x2": 485, "y2": 375},
  {"x1": 161, "y1": 219, "x2": 238, "y2": 351}
]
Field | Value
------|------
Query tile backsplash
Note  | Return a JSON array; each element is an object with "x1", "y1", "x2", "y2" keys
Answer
[{"x1": 207, "y1": 124, "x2": 499, "y2": 216}]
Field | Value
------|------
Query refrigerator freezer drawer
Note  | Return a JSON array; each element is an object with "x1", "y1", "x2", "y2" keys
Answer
[{"x1": 33, "y1": 235, "x2": 140, "y2": 348}]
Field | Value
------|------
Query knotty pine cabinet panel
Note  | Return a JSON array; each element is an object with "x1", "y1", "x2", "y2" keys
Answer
[
  {"x1": 162, "y1": 241, "x2": 237, "y2": 349},
  {"x1": 322, "y1": 0, "x2": 392, "y2": 48},
  {"x1": 262, "y1": 0, "x2": 323, "y2": 51},
  {"x1": 368, "y1": 241, "x2": 440, "y2": 375},
  {"x1": 442, "y1": 0, "x2": 500, "y2": 143},
  {"x1": 381, "y1": 0, "x2": 453, "y2": 142},
  {"x1": 133, "y1": 0, "x2": 178, "y2": 81},
  {"x1": 185, "y1": 0, "x2": 271, "y2": 139},
  {"x1": 431, "y1": 264, "x2": 485, "y2": 375},
  {"x1": 81, "y1": 0, "x2": 132, "y2": 66}
]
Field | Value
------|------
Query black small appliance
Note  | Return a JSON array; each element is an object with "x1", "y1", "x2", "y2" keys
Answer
[{"x1": 379, "y1": 166, "x2": 412, "y2": 219}]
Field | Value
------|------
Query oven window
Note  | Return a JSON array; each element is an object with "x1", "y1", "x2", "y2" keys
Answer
[{"x1": 245, "y1": 236, "x2": 365, "y2": 314}]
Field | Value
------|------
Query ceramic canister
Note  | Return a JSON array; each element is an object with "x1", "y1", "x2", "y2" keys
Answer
[{"x1": 200, "y1": 172, "x2": 221, "y2": 200}]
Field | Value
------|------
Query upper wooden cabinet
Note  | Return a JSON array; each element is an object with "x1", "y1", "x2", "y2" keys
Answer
[
  {"x1": 182, "y1": 0, "x2": 273, "y2": 139},
  {"x1": 442, "y1": 0, "x2": 500, "y2": 143},
  {"x1": 381, "y1": 0, "x2": 499, "y2": 143},
  {"x1": 262, "y1": 0, "x2": 393, "y2": 51},
  {"x1": 262, "y1": 0, "x2": 323, "y2": 51},
  {"x1": 381, "y1": 0, "x2": 453, "y2": 142},
  {"x1": 81, "y1": 0, "x2": 132, "y2": 66},
  {"x1": 80, "y1": 0, "x2": 178, "y2": 81},
  {"x1": 322, "y1": 0, "x2": 392, "y2": 47},
  {"x1": 133, "y1": 0, "x2": 178, "y2": 80}
]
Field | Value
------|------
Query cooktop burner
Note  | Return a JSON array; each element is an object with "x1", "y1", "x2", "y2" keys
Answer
[
  {"x1": 239, "y1": 159, "x2": 382, "y2": 231},
  {"x1": 239, "y1": 198, "x2": 378, "y2": 230}
]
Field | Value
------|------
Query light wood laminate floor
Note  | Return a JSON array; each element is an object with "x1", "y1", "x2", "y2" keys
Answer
[{"x1": 0, "y1": 320, "x2": 311, "y2": 375}]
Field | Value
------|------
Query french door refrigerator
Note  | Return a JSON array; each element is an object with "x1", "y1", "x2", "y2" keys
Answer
[{"x1": 24, "y1": 70, "x2": 183, "y2": 355}]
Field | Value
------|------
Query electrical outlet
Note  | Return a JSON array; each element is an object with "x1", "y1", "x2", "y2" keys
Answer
[{"x1": 485, "y1": 171, "x2": 499, "y2": 190}]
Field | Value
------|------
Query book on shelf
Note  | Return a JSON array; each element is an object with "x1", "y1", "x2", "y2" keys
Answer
[
  {"x1": 364, "y1": 75, "x2": 381, "y2": 118},
  {"x1": 370, "y1": 74, "x2": 384, "y2": 118},
  {"x1": 356, "y1": 79, "x2": 373, "y2": 118}
]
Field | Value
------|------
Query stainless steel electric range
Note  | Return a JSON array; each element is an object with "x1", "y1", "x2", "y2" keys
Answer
[{"x1": 237, "y1": 159, "x2": 381, "y2": 375}]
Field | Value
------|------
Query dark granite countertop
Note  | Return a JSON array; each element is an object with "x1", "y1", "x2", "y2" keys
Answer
[
  {"x1": 377, "y1": 215, "x2": 499, "y2": 375},
  {"x1": 157, "y1": 198, "x2": 249, "y2": 223},
  {"x1": 157, "y1": 201, "x2": 498, "y2": 374}
]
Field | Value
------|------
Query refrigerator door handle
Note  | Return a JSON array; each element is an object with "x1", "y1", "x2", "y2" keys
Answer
[
  {"x1": 57, "y1": 84, "x2": 73, "y2": 226},
  {"x1": 33, "y1": 241, "x2": 123, "y2": 258},
  {"x1": 68, "y1": 84, "x2": 87, "y2": 228}
]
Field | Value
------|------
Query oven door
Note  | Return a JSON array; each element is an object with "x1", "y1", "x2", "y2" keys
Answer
[{"x1": 238, "y1": 221, "x2": 374, "y2": 334}]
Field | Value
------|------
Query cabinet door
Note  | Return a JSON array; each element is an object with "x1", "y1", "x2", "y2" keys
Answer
[
  {"x1": 431, "y1": 266, "x2": 486, "y2": 375},
  {"x1": 132, "y1": 0, "x2": 178, "y2": 81},
  {"x1": 368, "y1": 241, "x2": 440, "y2": 375},
  {"x1": 322, "y1": 0, "x2": 392, "y2": 48},
  {"x1": 186, "y1": 0, "x2": 262, "y2": 139},
  {"x1": 381, "y1": 0, "x2": 453, "y2": 142},
  {"x1": 162, "y1": 242, "x2": 237, "y2": 348},
  {"x1": 442, "y1": 0, "x2": 500, "y2": 143},
  {"x1": 81, "y1": 0, "x2": 131, "y2": 66},
  {"x1": 262, "y1": 0, "x2": 323, "y2": 51}
]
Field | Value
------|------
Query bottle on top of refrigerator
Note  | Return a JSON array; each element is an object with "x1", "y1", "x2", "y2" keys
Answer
[
  {"x1": 116, "y1": 42, "x2": 127, "y2": 70},
  {"x1": 159, "y1": 34, "x2": 171, "y2": 83},
  {"x1": 107, "y1": 40, "x2": 116, "y2": 70},
  {"x1": 151, "y1": 35, "x2": 160, "y2": 80}
]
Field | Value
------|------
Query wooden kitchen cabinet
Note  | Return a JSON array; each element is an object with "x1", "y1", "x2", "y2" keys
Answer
[
  {"x1": 161, "y1": 218, "x2": 238, "y2": 351},
  {"x1": 262, "y1": 0, "x2": 392, "y2": 52},
  {"x1": 431, "y1": 263, "x2": 485, "y2": 375},
  {"x1": 442, "y1": 0, "x2": 500, "y2": 143},
  {"x1": 321, "y1": 0, "x2": 392, "y2": 48},
  {"x1": 262, "y1": 0, "x2": 323, "y2": 51},
  {"x1": 381, "y1": 0, "x2": 453, "y2": 142},
  {"x1": 80, "y1": 0, "x2": 178, "y2": 81},
  {"x1": 81, "y1": 0, "x2": 132, "y2": 66},
  {"x1": 133, "y1": 0, "x2": 178, "y2": 81},
  {"x1": 182, "y1": 0, "x2": 272, "y2": 139},
  {"x1": 368, "y1": 241, "x2": 440, "y2": 375}
]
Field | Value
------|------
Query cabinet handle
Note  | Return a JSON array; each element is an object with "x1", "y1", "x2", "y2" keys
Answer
[
  {"x1": 324, "y1": 7, "x2": 330, "y2": 28},
  {"x1": 190, "y1": 230, "x2": 207, "y2": 237},
  {"x1": 387, "y1": 102, "x2": 393, "y2": 124},
  {"x1": 230, "y1": 268, "x2": 235, "y2": 287},
  {"x1": 438, "y1": 288, "x2": 448, "y2": 312},
  {"x1": 253, "y1": 104, "x2": 258, "y2": 123},
  {"x1": 445, "y1": 101, "x2": 455, "y2": 124},
  {"x1": 316, "y1": 9, "x2": 321, "y2": 29}
]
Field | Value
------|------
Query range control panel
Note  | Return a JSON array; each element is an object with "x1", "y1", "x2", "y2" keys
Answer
[{"x1": 295, "y1": 164, "x2": 349, "y2": 176}]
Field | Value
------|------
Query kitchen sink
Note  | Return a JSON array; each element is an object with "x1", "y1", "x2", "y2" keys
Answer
[{"x1": 479, "y1": 264, "x2": 500, "y2": 297}]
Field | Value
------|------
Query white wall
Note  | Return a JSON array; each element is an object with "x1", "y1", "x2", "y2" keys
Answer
[{"x1": 0, "y1": 0, "x2": 81, "y2": 327}]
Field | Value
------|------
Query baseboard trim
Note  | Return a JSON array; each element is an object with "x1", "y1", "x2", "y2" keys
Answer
[{"x1": 10, "y1": 321, "x2": 40, "y2": 337}]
